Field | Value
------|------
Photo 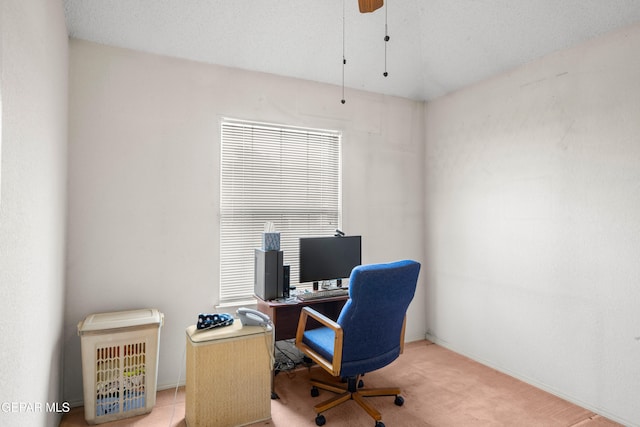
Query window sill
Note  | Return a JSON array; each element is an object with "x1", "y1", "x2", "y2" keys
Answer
[{"x1": 216, "y1": 298, "x2": 258, "y2": 313}]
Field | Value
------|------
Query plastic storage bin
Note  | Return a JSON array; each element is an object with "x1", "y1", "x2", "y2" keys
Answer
[{"x1": 77, "y1": 308, "x2": 164, "y2": 425}]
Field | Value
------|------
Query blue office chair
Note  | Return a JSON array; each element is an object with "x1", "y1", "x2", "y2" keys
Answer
[{"x1": 295, "y1": 260, "x2": 421, "y2": 427}]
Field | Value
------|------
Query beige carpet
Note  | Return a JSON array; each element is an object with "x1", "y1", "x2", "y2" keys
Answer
[
  {"x1": 255, "y1": 341, "x2": 620, "y2": 427},
  {"x1": 60, "y1": 340, "x2": 621, "y2": 427}
]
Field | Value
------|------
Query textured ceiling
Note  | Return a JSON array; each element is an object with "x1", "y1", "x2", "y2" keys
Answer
[{"x1": 64, "y1": 0, "x2": 640, "y2": 101}]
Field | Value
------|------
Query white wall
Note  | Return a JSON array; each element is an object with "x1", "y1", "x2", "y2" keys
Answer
[
  {"x1": 424, "y1": 23, "x2": 640, "y2": 426},
  {"x1": 64, "y1": 39, "x2": 426, "y2": 404},
  {"x1": 0, "y1": 1, "x2": 69, "y2": 426}
]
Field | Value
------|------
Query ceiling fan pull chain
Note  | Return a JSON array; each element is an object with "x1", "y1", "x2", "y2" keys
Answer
[
  {"x1": 341, "y1": 0, "x2": 347, "y2": 104},
  {"x1": 383, "y1": 1, "x2": 389, "y2": 77},
  {"x1": 342, "y1": 56, "x2": 346, "y2": 104}
]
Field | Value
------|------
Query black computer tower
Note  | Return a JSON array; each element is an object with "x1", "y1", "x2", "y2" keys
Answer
[{"x1": 254, "y1": 249, "x2": 283, "y2": 300}]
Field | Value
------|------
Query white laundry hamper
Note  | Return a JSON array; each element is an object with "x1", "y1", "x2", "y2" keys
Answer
[{"x1": 77, "y1": 308, "x2": 164, "y2": 424}]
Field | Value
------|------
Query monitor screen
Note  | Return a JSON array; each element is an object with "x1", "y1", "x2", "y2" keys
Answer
[{"x1": 299, "y1": 236, "x2": 362, "y2": 284}]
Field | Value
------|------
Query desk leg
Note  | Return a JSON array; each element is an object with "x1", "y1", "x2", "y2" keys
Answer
[
  {"x1": 271, "y1": 370, "x2": 279, "y2": 399},
  {"x1": 270, "y1": 333, "x2": 279, "y2": 400}
]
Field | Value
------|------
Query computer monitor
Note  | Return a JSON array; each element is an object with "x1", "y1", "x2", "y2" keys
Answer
[{"x1": 299, "y1": 235, "x2": 362, "y2": 285}]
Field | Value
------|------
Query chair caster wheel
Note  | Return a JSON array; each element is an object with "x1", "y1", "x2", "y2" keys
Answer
[
  {"x1": 315, "y1": 414, "x2": 326, "y2": 426},
  {"x1": 311, "y1": 386, "x2": 320, "y2": 397},
  {"x1": 358, "y1": 379, "x2": 364, "y2": 388},
  {"x1": 394, "y1": 395, "x2": 404, "y2": 406},
  {"x1": 375, "y1": 421, "x2": 385, "y2": 427}
]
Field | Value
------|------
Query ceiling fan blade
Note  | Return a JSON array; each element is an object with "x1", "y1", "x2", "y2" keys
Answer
[{"x1": 358, "y1": 0, "x2": 383, "y2": 13}]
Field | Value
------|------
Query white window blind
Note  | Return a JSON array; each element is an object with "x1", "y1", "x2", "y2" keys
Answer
[{"x1": 220, "y1": 119, "x2": 341, "y2": 302}]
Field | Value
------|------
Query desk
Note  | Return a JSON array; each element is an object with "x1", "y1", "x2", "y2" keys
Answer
[{"x1": 256, "y1": 294, "x2": 348, "y2": 341}]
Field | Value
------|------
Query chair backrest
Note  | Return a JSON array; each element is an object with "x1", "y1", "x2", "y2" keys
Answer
[{"x1": 336, "y1": 259, "x2": 421, "y2": 376}]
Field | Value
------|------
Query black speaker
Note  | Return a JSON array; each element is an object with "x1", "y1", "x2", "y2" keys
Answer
[
  {"x1": 254, "y1": 249, "x2": 283, "y2": 300},
  {"x1": 282, "y1": 265, "x2": 290, "y2": 298}
]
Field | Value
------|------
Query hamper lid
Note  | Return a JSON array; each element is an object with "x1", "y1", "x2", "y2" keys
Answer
[{"x1": 78, "y1": 308, "x2": 163, "y2": 333}]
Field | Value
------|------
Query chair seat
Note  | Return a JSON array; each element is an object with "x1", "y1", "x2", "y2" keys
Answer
[
  {"x1": 302, "y1": 327, "x2": 335, "y2": 362},
  {"x1": 304, "y1": 330, "x2": 403, "y2": 377}
]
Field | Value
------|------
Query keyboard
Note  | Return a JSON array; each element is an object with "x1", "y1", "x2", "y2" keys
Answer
[{"x1": 297, "y1": 288, "x2": 349, "y2": 301}]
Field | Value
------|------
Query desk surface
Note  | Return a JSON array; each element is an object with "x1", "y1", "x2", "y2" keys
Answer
[
  {"x1": 256, "y1": 294, "x2": 348, "y2": 341},
  {"x1": 262, "y1": 294, "x2": 348, "y2": 307}
]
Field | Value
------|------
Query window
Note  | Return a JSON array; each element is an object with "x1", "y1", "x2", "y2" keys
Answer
[{"x1": 220, "y1": 119, "x2": 341, "y2": 302}]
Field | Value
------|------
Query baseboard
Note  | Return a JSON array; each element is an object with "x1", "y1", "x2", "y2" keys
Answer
[{"x1": 158, "y1": 381, "x2": 186, "y2": 391}]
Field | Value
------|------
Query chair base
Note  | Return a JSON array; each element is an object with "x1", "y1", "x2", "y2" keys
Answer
[{"x1": 310, "y1": 375, "x2": 402, "y2": 422}]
